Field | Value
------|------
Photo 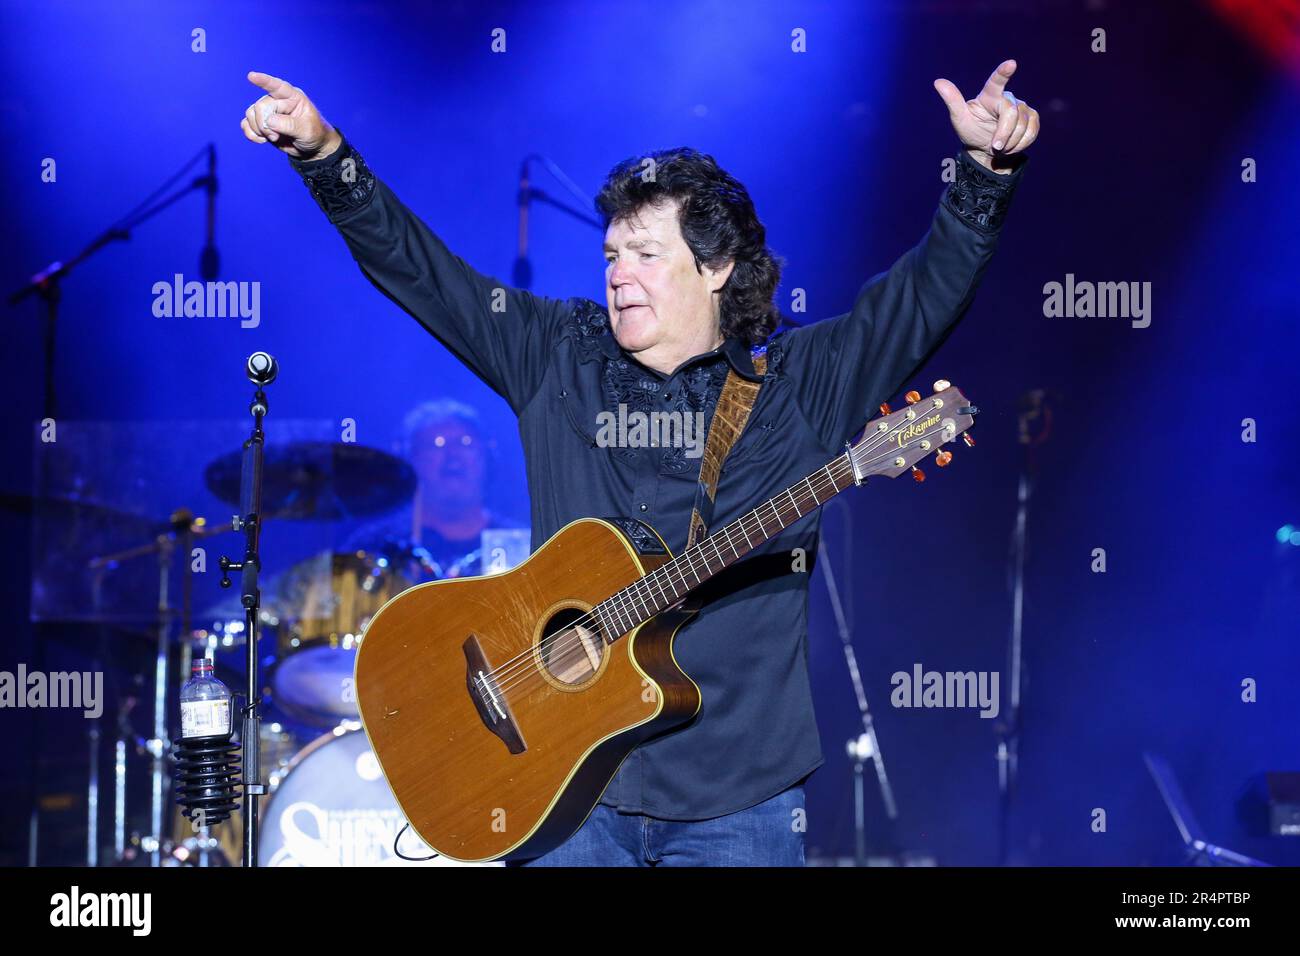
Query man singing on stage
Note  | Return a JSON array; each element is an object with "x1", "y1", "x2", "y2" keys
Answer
[{"x1": 239, "y1": 59, "x2": 1038, "y2": 866}]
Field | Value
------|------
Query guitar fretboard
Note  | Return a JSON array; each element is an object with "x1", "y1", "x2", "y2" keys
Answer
[{"x1": 593, "y1": 452, "x2": 858, "y2": 642}]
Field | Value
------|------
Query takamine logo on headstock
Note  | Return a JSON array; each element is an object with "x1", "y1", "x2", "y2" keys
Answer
[{"x1": 848, "y1": 378, "x2": 978, "y2": 484}]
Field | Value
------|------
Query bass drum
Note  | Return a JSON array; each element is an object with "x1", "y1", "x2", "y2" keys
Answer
[{"x1": 258, "y1": 723, "x2": 497, "y2": 867}]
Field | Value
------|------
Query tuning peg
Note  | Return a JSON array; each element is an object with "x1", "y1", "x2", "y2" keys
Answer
[
  {"x1": 904, "y1": 390, "x2": 921, "y2": 405},
  {"x1": 936, "y1": 450, "x2": 953, "y2": 467},
  {"x1": 879, "y1": 401, "x2": 892, "y2": 415},
  {"x1": 910, "y1": 465, "x2": 925, "y2": 482},
  {"x1": 933, "y1": 378, "x2": 951, "y2": 392},
  {"x1": 962, "y1": 432, "x2": 975, "y2": 447}
]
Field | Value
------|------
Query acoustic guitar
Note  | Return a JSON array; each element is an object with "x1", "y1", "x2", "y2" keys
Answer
[{"x1": 355, "y1": 380, "x2": 977, "y2": 861}]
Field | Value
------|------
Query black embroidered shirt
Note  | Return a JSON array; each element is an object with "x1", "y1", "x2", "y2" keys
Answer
[{"x1": 289, "y1": 138, "x2": 1024, "y2": 820}]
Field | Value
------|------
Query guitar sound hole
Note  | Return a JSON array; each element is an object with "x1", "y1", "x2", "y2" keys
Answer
[{"x1": 539, "y1": 607, "x2": 604, "y2": 686}]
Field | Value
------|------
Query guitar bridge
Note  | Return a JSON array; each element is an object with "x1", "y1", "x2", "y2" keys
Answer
[{"x1": 463, "y1": 634, "x2": 526, "y2": 754}]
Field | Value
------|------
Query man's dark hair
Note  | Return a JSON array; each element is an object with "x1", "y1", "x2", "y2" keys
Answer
[{"x1": 595, "y1": 147, "x2": 783, "y2": 346}]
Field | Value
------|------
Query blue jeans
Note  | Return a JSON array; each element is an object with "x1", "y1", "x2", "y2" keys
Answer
[{"x1": 509, "y1": 785, "x2": 806, "y2": 867}]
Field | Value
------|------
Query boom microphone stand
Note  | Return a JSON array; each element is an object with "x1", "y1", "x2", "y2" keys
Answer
[
  {"x1": 8, "y1": 144, "x2": 217, "y2": 864},
  {"x1": 512, "y1": 154, "x2": 603, "y2": 289}
]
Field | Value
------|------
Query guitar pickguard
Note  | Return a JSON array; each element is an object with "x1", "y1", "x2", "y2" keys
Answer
[{"x1": 603, "y1": 517, "x2": 667, "y2": 555}]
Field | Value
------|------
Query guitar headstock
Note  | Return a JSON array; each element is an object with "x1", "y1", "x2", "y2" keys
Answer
[{"x1": 845, "y1": 379, "x2": 978, "y2": 484}]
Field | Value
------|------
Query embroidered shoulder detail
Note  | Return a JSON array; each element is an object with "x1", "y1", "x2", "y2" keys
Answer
[
  {"x1": 941, "y1": 151, "x2": 1024, "y2": 236},
  {"x1": 289, "y1": 134, "x2": 376, "y2": 219},
  {"x1": 567, "y1": 297, "x2": 614, "y2": 361},
  {"x1": 570, "y1": 297, "x2": 610, "y2": 337}
]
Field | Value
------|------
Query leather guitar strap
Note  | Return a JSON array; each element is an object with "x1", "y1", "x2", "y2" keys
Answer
[{"x1": 686, "y1": 353, "x2": 766, "y2": 548}]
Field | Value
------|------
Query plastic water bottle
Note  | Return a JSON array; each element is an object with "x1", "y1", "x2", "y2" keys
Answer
[{"x1": 179, "y1": 657, "x2": 232, "y2": 740}]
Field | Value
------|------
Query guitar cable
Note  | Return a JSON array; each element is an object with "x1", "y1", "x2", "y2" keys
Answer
[{"x1": 394, "y1": 823, "x2": 441, "y2": 862}]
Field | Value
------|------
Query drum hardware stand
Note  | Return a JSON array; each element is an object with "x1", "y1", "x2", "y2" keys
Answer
[
  {"x1": 85, "y1": 508, "x2": 215, "y2": 865},
  {"x1": 81, "y1": 567, "x2": 105, "y2": 867},
  {"x1": 113, "y1": 692, "x2": 137, "y2": 862},
  {"x1": 77, "y1": 531, "x2": 175, "y2": 867},
  {"x1": 217, "y1": 352, "x2": 277, "y2": 866},
  {"x1": 145, "y1": 533, "x2": 176, "y2": 866},
  {"x1": 819, "y1": 504, "x2": 900, "y2": 866},
  {"x1": 1143, "y1": 753, "x2": 1273, "y2": 867}
]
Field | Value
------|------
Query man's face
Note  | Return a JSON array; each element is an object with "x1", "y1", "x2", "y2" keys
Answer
[
  {"x1": 603, "y1": 198, "x2": 732, "y2": 355},
  {"x1": 410, "y1": 417, "x2": 485, "y2": 503}
]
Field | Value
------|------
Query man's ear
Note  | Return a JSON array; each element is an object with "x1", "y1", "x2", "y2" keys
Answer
[{"x1": 705, "y1": 259, "x2": 735, "y2": 294}]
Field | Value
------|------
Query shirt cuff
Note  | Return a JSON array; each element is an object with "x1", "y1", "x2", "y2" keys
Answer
[
  {"x1": 941, "y1": 149, "x2": 1026, "y2": 235},
  {"x1": 288, "y1": 131, "x2": 377, "y2": 219}
]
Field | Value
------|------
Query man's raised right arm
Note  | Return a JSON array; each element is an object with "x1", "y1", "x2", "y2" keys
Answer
[{"x1": 240, "y1": 71, "x2": 567, "y2": 414}]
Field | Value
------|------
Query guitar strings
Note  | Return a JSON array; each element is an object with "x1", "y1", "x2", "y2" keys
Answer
[
  {"x1": 484, "y1": 424, "x2": 929, "y2": 701},
  {"x1": 481, "y1": 411, "x2": 951, "y2": 700},
  {"x1": 483, "y1": 456, "x2": 853, "y2": 700},
  {"x1": 483, "y1": 415, "x2": 944, "y2": 700}
]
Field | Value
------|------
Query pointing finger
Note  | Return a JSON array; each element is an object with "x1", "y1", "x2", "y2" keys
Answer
[
  {"x1": 247, "y1": 70, "x2": 297, "y2": 99},
  {"x1": 976, "y1": 59, "x2": 1017, "y2": 113}
]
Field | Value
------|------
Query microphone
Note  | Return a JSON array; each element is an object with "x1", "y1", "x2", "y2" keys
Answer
[
  {"x1": 199, "y1": 144, "x2": 219, "y2": 281},
  {"x1": 246, "y1": 351, "x2": 277, "y2": 387}
]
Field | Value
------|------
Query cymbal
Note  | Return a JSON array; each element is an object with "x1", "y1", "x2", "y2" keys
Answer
[
  {"x1": 0, "y1": 492, "x2": 151, "y2": 525},
  {"x1": 8, "y1": 494, "x2": 169, "y2": 625},
  {"x1": 203, "y1": 441, "x2": 415, "y2": 520}
]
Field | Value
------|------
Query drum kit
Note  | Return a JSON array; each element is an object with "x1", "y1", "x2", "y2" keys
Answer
[
  {"x1": 24, "y1": 437, "x2": 502, "y2": 866},
  {"x1": 194, "y1": 547, "x2": 432, "y2": 867}
]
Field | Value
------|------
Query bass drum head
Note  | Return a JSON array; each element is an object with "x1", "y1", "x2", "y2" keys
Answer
[{"x1": 258, "y1": 723, "x2": 496, "y2": 866}]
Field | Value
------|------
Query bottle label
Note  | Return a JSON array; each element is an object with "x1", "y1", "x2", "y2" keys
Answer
[{"x1": 181, "y1": 699, "x2": 231, "y2": 738}]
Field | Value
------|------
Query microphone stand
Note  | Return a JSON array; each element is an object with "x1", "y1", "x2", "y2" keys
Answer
[
  {"x1": 218, "y1": 356, "x2": 275, "y2": 866},
  {"x1": 819, "y1": 502, "x2": 899, "y2": 866},
  {"x1": 513, "y1": 154, "x2": 604, "y2": 289},
  {"x1": 7, "y1": 142, "x2": 218, "y2": 413},
  {"x1": 6, "y1": 146, "x2": 215, "y2": 864},
  {"x1": 995, "y1": 390, "x2": 1053, "y2": 866}
]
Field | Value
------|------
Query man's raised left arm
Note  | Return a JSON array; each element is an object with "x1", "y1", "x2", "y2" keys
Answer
[{"x1": 782, "y1": 59, "x2": 1040, "y2": 450}]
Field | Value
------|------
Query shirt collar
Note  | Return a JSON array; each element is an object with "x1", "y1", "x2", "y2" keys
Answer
[
  {"x1": 721, "y1": 335, "x2": 764, "y2": 382},
  {"x1": 598, "y1": 330, "x2": 763, "y2": 382}
]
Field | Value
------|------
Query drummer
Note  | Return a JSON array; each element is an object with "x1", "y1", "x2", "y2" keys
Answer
[{"x1": 346, "y1": 399, "x2": 518, "y2": 580}]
